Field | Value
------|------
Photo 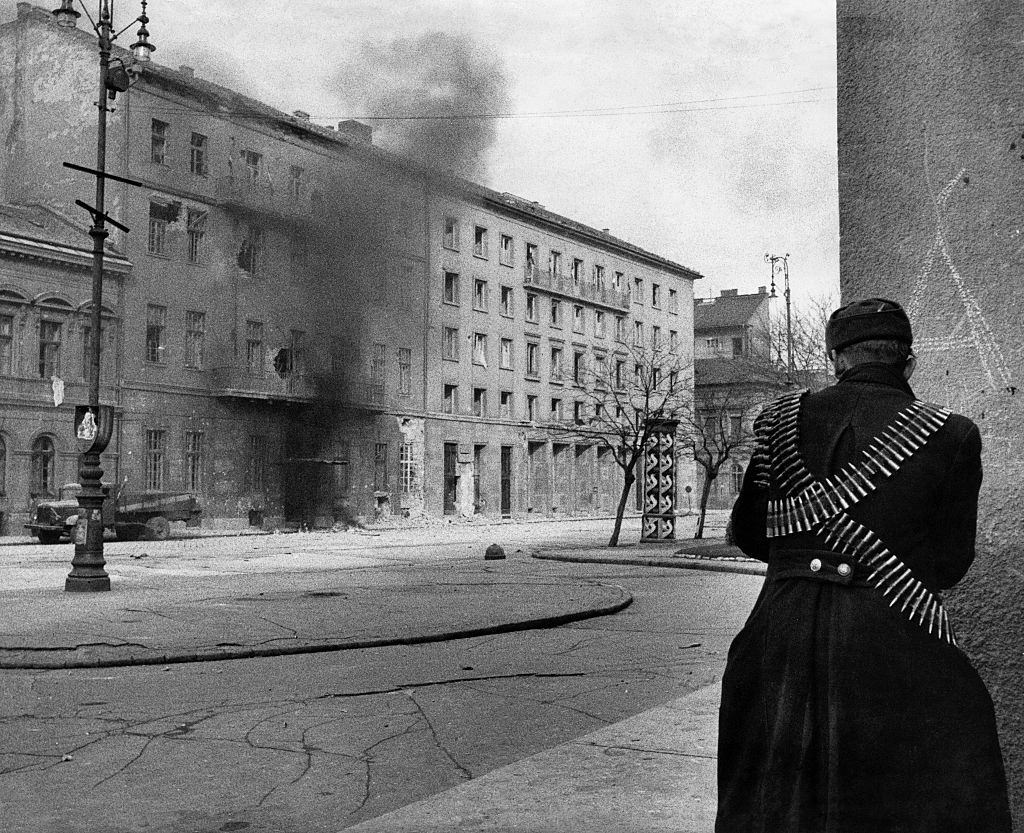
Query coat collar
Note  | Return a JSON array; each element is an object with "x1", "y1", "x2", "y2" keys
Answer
[{"x1": 836, "y1": 362, "x2": 915, "y2": 396}]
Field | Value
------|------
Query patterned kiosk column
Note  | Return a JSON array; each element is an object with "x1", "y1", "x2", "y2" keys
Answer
[{"x1": 641, "y1": 419, "x2": 678, "y2": 541}]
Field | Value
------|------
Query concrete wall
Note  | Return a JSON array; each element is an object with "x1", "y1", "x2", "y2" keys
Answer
[{"x1": 837, "y1": 1, "x2": 1024, "y2": 823}]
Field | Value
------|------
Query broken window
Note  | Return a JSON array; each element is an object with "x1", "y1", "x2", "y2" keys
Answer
[{"x1": 238, "y1": 225, "x2": 265, "y2": 276}]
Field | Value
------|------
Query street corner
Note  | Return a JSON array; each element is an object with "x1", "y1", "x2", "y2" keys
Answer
[{"x1": 0, "y1": 575, "x2": 634, "y2": 670}]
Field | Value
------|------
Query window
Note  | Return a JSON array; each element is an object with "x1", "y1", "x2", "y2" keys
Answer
[
  {"x1": 288, "y1": 165, "x2": 304, "y2": 199},
  {"x1": 241, "y1": 149, "x2": 262, "y2": 184},
  {"x1": 572, "y1": 305, "x2": 584, "y2": 333},
  {"x1": 400, "y1": 442, "x2": 415, "y2": 494},
  {"x1": 186, "y1": 209, "x2": 206, "y2": 263},
  {"x1": 443, "y1": 217, "x2": 460, "y2": 250},
  {"x1": 633, "y1": 277, "x2": 643, "y2": 303},
  {"x1": 30, "y1": 436, "x2": 56, "y2": 496},
  {"x1": 238, "y1": 225, "x2": 264, "y2": 276},
  {"x1": 189, "y1": 132, "x2": 207, "y2": 176},
  {"x1": 474, "y1": 279, "x2": 488, "y2": 311},
  {"x1": 246, "y1": 320, "x2": 264, "y2": 373},
  {"x1": 525, "y1": 243, "x2": 538, "y2": 272},
  {"x1": 668, "y1": 288, "x2": 679, "y2": 314},
  {"x1": 145, "y1": 429, "x2": 166, "y2": 490},
  {"x1": 652, "y1": 283, "x2": 661, "y2": 308},
  {"x1": 443, "y1": 383, "x2": 459, "y2": 414},
  {"x1": 0, "y1": 313, "x2": 12, "y2": 375},
  {"x1": 38, "y1": 320, "x2": 61, "y2": 378},
  {"x1": 549, "y1": 250, "x2": 562, "y2": 276},
  {"x1": 615, "y1": 360, "x2": 625, "y2": 388},
  {"x1": 634, "y1": 321, "x2": 644, "y2": 345},
  {"x1": 185, "y1": 311, "x2": 205, "y2": 369},
  {"x1": 473, "y1": 332, "x2": 488, "y2": 366},
  {"x1": 614, "y1": 315, "x2": 625, "y2": 342},
  {"x1": 499, "y1": 337, "x2": 513, "y2": 369},
  {"x1": 526, "y1": 292, "x2": 538, "y2": 323},
  {"x1": 732, "y1": 336, "x2": 744, "y2": 357},
  {"x1": 594, "y1": 353, "x2": 607, "y2": 383},
  {"x1": 613, "y1": 271, "x2": 624, "y2": 291},
  {"x1": 443, "y1": 327, "x2": 460, "y2": 361},
  {"x1": 526, "y1": 342, "x2": 539, "y2": 378},
  {"x1": 0, "y1": 435, "x2": 5, "y2": 495},
  {"x1": 571, "y1": 258, "x2": 584, "y2": 285},
  {"x1": 550, "y1": 299, "x2": 561, "y2": 327},
  {"x1": 398, "y1": 347, "x2": 412, "y2": 395},
  {"x1": 500, "y1": 390, "x2": 513, "y2": 418},
  {"x1": 474, "y1": 225, "x2": 488, "y2": 258},
  {"x1": 499, "y1": 234, "x2": 514, "y2": 266},
  {"x1": 145, "y1": 305, "x2": 166, "y2": 363},
  {"x1": 500, "y1": 285, "x2": 513, "y2": 316},
  {"x1": 671, "y1": 330, "x2": 679, "y2": 350},
  {"x1": 653, "y1": 325, "x2": 661, "y2": 348},
  {"x1": 550, "y1": 346, "x2": 564, "y2": 381},
  {"x1": 374, "y1": 442, "x2": 389, "y2": 492},
  {"x1": 595, "y1": 310, "x2": 605, "y2": 337},
  {"x1": 594, "y1": 264, "x2": 606, "y2": 288},
  {"x1": 370, "y1": 342, "x2": 386, "y2": 403},
  {"x1": 730, "y1": 415, "x2": 743, "y2": 441},
  {"x1": 150, "y1": 119, "x2": 168, "y2": 164},
  {"x1": 248, "y1": 434, "x2": 266, "y2": 492},
  {"x1": 706, "y1": 337, "x2": 721, "y2": 351},
  {"x1": 443, "y1": 271, "x2": 460, "y2": 304},
  {"x1": 550, "y1": 397, "x2": 562, "y2": 421},
  {"x1": 573, "y1": 350, "x2": 585, "y2": 383},
  {"x1": 574, "y1": 401, "x2": 585, "y2": 424},
  {"x1": 473, "y1": 387, "x2": 487, "y2": 417},
  {"x1": 185, "y1": 430, "x2": 204, "y2": 492},
  {"x1": 148, "y1": 201, "x2": 175, "y2": 255},
  {"x1": 527, "y1": 394, "x2": 538, "y2": 421},
  {"x1": 731, "y1": 461, "x2": 745, "y2": 494}
]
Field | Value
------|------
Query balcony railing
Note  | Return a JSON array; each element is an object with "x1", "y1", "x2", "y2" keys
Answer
[
  {"x1": 215, "y1": 177, "x2": 312, "y2": 218},
  {"x1": 523, "y1": 264, "x2": 629, "y2": 310},
  {"x1": 211, "y1": 366, "x2": 317, "y2": 402}
]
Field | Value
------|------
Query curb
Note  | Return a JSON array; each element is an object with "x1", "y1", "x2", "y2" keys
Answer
[
  {"x1": 533, "y1": 550, "x2": 767, "y2": 576},
  {"x1": 0, "y1": 584, "x2": 633, "y2": 671}
]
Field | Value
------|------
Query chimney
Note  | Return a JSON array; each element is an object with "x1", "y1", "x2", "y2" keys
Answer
[
  {"x1": 720, "y1": 288, "x2": 739, "y2": 297},
  {"x1": 758, "y1": 286, "x2": 767, "y2": 294},
  {"x1": 179, "y1": 65, "x2": 195, "y2": 79},
  {"x1": 337, "y1": 119, "x2": 373, "y2": 144},
  {"x1": 293, "y1": 110, "x2": 310, "y2": 121}
]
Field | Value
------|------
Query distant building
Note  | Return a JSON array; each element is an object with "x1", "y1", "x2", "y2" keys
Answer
[
  {"x1": 692, "y1": 287, "x2": 785, "y2": 509},
  {"x1": 0, "y1": 5, "x2": 701, "y2": 532}
]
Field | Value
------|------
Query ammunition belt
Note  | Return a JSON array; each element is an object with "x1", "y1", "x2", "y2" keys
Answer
[{"x1": 760, "y1": 389, "x2": 956, "y2": 645}]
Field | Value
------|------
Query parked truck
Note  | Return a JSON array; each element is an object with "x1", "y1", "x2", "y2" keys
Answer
[{"x1": 26, "y1": 482, "x2": 202, "y2": 543}]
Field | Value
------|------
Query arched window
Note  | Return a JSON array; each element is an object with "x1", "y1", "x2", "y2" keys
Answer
[
  {"x1": 730, "y1": 461, "x2": 745, "y2": 495},
  {"x1": 31, "y1": 436, "x2": 56, "y2": 497},
  {"x1": 0, "y1": 435, "x2": 6, "y2": 495}
]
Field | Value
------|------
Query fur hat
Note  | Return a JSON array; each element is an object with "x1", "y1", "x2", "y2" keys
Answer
[{"x1": 825, "y1": 298, "x2": 913, "y2": 353}]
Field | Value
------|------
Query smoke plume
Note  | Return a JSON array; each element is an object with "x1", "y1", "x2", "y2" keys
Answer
[{"x1": 335, "y1": 31, "x2": 512, "y2": 183}]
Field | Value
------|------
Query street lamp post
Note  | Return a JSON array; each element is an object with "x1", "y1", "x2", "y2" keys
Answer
[
  {"x1": 765, "y1": 252, "x2": 793, "y2": 385},
  {"x1": 54, "y1": 0, "x2": 154, "y2": 592}
]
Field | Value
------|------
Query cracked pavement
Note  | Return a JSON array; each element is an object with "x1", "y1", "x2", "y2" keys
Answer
[{"x1": 0, "y1": 517, "x2": 760, "y2": 833}]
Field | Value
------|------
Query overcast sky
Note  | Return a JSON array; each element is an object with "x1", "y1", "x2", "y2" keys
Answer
[{"x1": 5, "y1": 0, "x2": 838, "y2": 303}]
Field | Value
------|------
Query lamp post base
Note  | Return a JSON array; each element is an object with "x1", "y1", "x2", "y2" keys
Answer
[{"x1": 65, "y1": 573, "x2": 112, "y2": 592}]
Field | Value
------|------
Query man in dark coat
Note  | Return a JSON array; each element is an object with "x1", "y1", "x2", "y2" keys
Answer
[{"x1": 715, "y1": 298, "x2": 1011, "y2": 833}]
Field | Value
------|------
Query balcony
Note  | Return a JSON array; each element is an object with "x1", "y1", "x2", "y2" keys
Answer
[
  {"x1": 211, "y1": 366, "x2": 317, "y2": 403},
  {"x1": 523, "y1": 264, "x2": 629, "y2": 310},
  {"x1": 215, "y1": 176, "x2": 312, "y2": 219}
]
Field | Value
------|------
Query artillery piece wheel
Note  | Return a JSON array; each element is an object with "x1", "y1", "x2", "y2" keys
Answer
[{"x1": 145, "y1": 516, "x2": 171, "y2": 541}]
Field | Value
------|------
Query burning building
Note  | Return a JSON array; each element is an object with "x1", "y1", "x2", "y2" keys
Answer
[{"x1": 0, "y1": 4, "x2": 700, "y2": 531}]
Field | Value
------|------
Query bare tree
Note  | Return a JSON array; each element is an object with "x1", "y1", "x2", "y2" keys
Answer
[
  {"x1": 763, "y1": 291, "x2": 837, "y2": 392},
  {"x1": 681, "y1": 358, "x2": 787, "y2": 538},
  {"x1": 550, "y1": 339, "x2": 693, "y2": 547}
]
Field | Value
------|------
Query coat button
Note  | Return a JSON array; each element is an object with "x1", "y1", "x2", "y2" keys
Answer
[
  {"x1": 809, "y1": 558, "x2": 822, "y2": 572},
  {"x1": 838, "y1": 563, "x2": 852, "y2": 577}
]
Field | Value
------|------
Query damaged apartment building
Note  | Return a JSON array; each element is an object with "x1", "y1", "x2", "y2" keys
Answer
[{"x1": 0, "y1": 4, "x2": 699, "y2": 532}]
